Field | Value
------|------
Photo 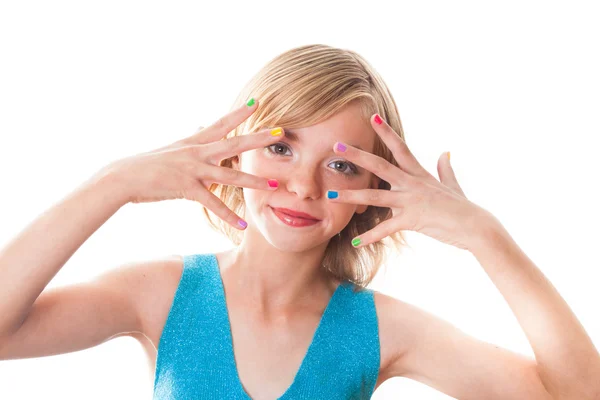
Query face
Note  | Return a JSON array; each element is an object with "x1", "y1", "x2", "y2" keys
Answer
[{"x1": 232, "y1": 102, "x2": 381, "y2": 252}]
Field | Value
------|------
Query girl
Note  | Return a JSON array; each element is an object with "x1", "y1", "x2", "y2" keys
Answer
[{"x1": 0, "y1": 44, "x2": 598, "y2": 399}]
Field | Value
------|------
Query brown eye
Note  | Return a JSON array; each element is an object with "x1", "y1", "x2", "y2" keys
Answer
[
  {"x1": 266, "y1": 143, "x2": 291, "y2": 156},
  {"x1": 330, "y1": 160, "x2": 359, "y2": 176}
]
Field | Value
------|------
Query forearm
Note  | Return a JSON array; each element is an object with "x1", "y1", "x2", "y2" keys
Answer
[
  {"x1": 469, "y1": 216, "x2": 600, "y2": 399},
  {"x1": 0, "y1": 166, "x2": 129, "y2": 337}
]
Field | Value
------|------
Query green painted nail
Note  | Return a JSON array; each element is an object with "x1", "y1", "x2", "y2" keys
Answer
[
  {"x1": 246, "y1": 98, "x2": 255, "y2": 107},
  {"x1": 351, "y1": 237, "x2": 361, "y2": 247}
]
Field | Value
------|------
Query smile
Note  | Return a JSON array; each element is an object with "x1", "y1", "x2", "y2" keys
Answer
[{"x1": 269, "y1": 206, "x2": 321, "y2": 228}]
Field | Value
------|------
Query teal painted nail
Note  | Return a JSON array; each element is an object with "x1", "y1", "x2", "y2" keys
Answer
[
  {"x1": 327, "y1": 190, "x2": 338, "y2": 199},
  {"x1": 351, "y1": 237, "x2": 361, "y2": 247}
]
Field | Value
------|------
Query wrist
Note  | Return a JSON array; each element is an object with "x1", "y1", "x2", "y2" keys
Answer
[
  {"x1": 466, "y1": 209, "x2": 512, "y2": 256},
  {"x1": 87, "y1": 163, "x2": 134, "y2": 206}
]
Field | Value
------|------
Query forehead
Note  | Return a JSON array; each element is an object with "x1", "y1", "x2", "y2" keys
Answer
[{"x1": 281, "y1": 103, "x2": 376, "y2": 153}]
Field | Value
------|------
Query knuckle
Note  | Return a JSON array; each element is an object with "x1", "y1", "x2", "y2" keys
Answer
[
  {"x1": 372, "y1": 157, "x2": 389, "y2": 172},
  {"x1": 412, "y1": 177, "x2": 427, "y2": 189},
  {"x1": 228, "y1": 135, "x2": 244, "y2": 153},
  {"x1": 187, "y1": 144, "x2": 205, "y2": 159},
  {"x1": 215, "y1": 165, "x2": 239, "y2": 181},
  {"x1": 390, "y1": 142, "x2": 404, "y2": 156},
  {"x1": 207, "y1": 196, "x2": 240, "y2": 227},
  {"x1": 204, "y1": 190, "x2": 224, "y2": 211},
  {"x1": 369, "y1": 190, "x2": 383, "y2": 203}
]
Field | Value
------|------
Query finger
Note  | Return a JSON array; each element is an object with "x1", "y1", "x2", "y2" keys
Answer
[
  {"x1": 350, "y1": 217, "x2": 405, "y2": 248},
  {"x1": 207, "y1": 127, "x2": 285, "y2": 164},
  {"x1": 186, "y1": 99, "x2": 259, "y2": 145},
  {"x1": 370, "y1": 114, "x2": 432, "y2": 179},
  {"x1": 201, "y1": 164, "x2": 279, "y2": 192},
  {"x1": 193, "y1": 185, "x2": 249, "y2": 230},
  {"x1": 326, "y1": 188, "x2": 406, "y2": 208},
  {"x1": 333, "y1": 142, "x2": 412, "y2": 189},
  {"x1": 437, "y1": 151, "x2": 467, "y2": 197}
]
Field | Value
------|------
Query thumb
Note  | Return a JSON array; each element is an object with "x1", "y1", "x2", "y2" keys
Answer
[{"x1": 438, "y1": 151, "x2": 467, "y2": 197}]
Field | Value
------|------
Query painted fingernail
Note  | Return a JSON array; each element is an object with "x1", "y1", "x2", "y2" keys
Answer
[
  {"x1": 238, "y1": 219, "x2": 248, "y2": 228},
  {"x1": 270, "y1": 127, "x2": 283, "y2": 136},
  {"x1": 327, "y1": 190, "x2": 338, "y2": 199},
  {"x1": 352, "y1": 237, "x2": 361, "y2": 247},
  {"x1": 246, "y1": 98, "x2": 255, "y2": 107},
  {"x1": 268, "y1": 179, "x2": 279, "y2": 188},
  {"x1": 335, "y1": 142, "x2": 347, "y2": 152},
  {"x1": 374, "y1": 114, "x2": 383, "y2": 125}
]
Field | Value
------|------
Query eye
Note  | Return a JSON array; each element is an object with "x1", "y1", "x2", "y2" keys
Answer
[
  {"x1": 266, "y1": 143, "x2": 292, "y2": 156},
  {"x1": 265, "y1": 143, "x2": 359, "y2": 176},
  {"x1": 329, "y1": 160, "x2": 359, "y2": 176}
]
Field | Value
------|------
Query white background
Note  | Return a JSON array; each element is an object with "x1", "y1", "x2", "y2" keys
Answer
[{"x1": 1, "y1": 1, "x2": 599, "y2": 399}]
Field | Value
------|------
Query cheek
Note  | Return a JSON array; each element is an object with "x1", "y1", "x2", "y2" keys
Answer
[
  {"x1": 239, "y1": 151, "x2": 269, "y2": 175},
  {"x1": 328, "y1": 205, "x2": 359, "y2": 231}
]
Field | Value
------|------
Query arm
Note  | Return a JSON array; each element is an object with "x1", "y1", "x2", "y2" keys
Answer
[
  {"x1": 0, "y1": 168, "x2": 127, "y2": 338},
  {"x1": 383, "y1": 214, "x2": 600, "y2": 399},
  {"x1": 470, "y1": 216, "x2": 600, "y2": 398},
  {"x1": 0, "y1": 167, "x2": 152, "y2": 359}
]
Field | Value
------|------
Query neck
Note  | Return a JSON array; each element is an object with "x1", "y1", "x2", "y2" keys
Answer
[{"x1": 216, "y1": 230, "x2": 338, "y2": 316}]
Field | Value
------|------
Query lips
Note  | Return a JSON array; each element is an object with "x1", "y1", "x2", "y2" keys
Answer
[{"x1": 270, "y1": 207, "x2": 320, "y2": 221}]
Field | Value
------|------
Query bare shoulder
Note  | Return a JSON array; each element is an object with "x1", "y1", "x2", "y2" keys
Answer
[
  {"x1": 371, "y1": 290, "x2": 555, "y2": 399},
  {"x1": 372, "y1": 290, "x2": 422, "y2": 383},
  {"x1": 123, "y1": 254, "x2": 185, "y2": 351}
]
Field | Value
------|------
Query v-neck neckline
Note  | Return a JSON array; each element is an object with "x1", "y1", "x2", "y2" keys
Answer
[{"x1": 210, "y1": 253, "x2": 344, "y2": 400}]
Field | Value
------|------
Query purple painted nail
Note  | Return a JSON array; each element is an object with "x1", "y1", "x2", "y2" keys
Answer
[
  {"x1": 238, "y1": 219, "x2": 247, "y2": 228},
  {"x1": 335, "y1": 142, "x2": 347, "y2": 152}
]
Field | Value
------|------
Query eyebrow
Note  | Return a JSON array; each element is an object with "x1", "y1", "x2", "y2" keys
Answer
[{"x1": 277, "y1": 128, "x2": 365, "y2": 151}]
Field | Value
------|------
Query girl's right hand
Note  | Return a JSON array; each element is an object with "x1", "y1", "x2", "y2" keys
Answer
[{"x1": 103, "y1": 99, "x2": 283, "y2": 230}]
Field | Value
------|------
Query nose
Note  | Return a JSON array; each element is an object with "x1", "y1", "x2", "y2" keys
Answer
[{"x1": 284, "y1": 167, "x2": 322, "y2": 200}]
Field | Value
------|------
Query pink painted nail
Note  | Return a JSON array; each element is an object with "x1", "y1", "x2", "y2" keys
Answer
[
  {"x1": 268, "y1": 179, "x2": 278, "y2": 188},
  {"x1": 374, "y1": 114, "x2": 383, "y2": 125}
]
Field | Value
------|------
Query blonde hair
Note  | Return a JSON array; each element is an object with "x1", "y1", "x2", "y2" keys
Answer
[{"x1": 202, "y1": 44, "x2": 409, "y2": 291}]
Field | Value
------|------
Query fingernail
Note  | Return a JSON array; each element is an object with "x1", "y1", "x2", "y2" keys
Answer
[
  {"x1": 447, "y1": 151, "x2": 451, "y2": 161},
  {"x1": 238, "y1": 219, "x2": 248, "y2": 228},
  {"x1": 268, "y1": 179, "x2": 278, "y2": 188},
  {"x1": 327, "y1": 190, "x2": 338, "y2": 199},
  {"x1": 335, "y1": 142, "x2": 347, "y2": 152},
  {"x1": 270, "y1": 127, "x2": 283, "y2": 136},
  {"x1": 374, "y1": 114, "x2": 383, "y2": 125},
  {"x1": 352, "y1": 237, "x2": 361, "y2": 247},
  {"x1": 246, "y1": 98, "x2": 255, "y2": 107}
]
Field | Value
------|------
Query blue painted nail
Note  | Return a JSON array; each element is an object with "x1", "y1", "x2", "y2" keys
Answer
[{"x1": 327, "y1": 190, "x2": 338, "y2": 199}]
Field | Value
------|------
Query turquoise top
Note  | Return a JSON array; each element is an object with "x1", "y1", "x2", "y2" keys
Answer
[{"x1": 153, "y1": 253, "x2": 381, "y2": 399}]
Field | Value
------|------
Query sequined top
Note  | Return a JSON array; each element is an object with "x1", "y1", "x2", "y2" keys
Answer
[{"x1": 153, "y1": 253, "x2": 381, "y2": 399}]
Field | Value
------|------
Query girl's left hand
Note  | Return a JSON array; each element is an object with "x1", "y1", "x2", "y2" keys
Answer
[{"x1": 328, "y1": 114, "x2": 494, "y2": 251}]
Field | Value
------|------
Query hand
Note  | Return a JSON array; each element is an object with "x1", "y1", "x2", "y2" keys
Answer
[
  {"x1": 327, "y1": 114, "x2": 492, "y2": 251},
  {"x1": 101, "y1": 100, "x2": 284, "y2": 230}
]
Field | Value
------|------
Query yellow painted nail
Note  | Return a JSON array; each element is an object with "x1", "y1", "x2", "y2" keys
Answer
[
  {"x1": 447, "y1": 151, "x2": 451, "y2": 161},
  {"x1": 270, "y1": 127, "x2": 283, "y2": 136}
]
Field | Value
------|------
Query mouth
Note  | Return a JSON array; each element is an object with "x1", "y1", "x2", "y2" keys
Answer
[
  {"x1": 270, "y1": 207, "x2": 320, "y2": 221},
  {"x1": 269, "y1": 206, "x2": 322, "y2": 227}
]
